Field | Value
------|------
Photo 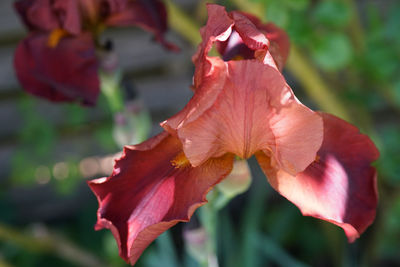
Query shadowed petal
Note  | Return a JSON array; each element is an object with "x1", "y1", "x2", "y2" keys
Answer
[
  {"x1": 88, "y1": 132, "x2": 234, "y2": 265},
  {"x1": 191, "y1": 4, "x2": 234, "y2": 88},
  {"x1": 256, "y1": 113, "x2": 379, "y2": 241},
  {"x1": 14, "y1": 33, "x2": 99, "y2": 105},
  {"x1": 163, "y1": 59, "x2": 322, "y2": 174},
  {"x1": 53, "y1": 0, "x2": 81, "y2": 35},
  {"x1": 230, "y1": 12, "x2": 269, "y2": 51},
  {"x1": 15, "y1": 0, "x2": 60, "y2": 31},
  {"x1": 15, "y1": 0, "x2": 82, "y2": 34},
  {"x1": 105, "y1": 0, "x2": 177, "y2": 50},
  {"x1": 231, "y1": 11, "x2": 290, "y2": 69},
  {"x1": 197, "y1": 4, "x2": 289, "y2": 70}
]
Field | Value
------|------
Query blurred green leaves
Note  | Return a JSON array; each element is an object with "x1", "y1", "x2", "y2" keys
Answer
[
  {"x1": 311, "y1": 33, "x2": 353, "y2": 71},
  {"x1": 312, "y1": 1, "x2": 350, "y2": 29}
]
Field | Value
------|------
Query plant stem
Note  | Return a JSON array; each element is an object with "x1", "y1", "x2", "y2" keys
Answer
[
  {"x1": 199, "y1": 191, "x2": 219, "y2": 267},
  {"x1": 99, "y1": 70, "x2": 124, "y2": 113},
  {"x1": 165, "y1": 0, "x2": 202, "y2": 44},
  {"x1": 343, "y1": 0, "x2": 365, "y2": 52},
  {"x1": 286, "y1": 46, "x2": 351, "y2": 121}
]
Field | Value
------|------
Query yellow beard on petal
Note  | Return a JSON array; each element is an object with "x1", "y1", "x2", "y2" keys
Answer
[
  {"x1": 232, "y1": 55, "x2": 244, "y2": 61},
  {"x1": 171, "y1": 152, "x2": 191, "y2": 169},
  {"x1": 47, "y1": 29, "x2": 69, "y2": 48}
]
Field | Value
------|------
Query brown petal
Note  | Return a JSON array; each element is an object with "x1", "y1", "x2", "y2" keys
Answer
[
  {"x1": 88, "y1": 132, "x2": 234, "y2": 265},
  {"x1": 14, "y1": 33, "x2": 99, "y2": 105},
  {"x1": 256, "y1": 113, "x2": 379, "y2": 241}
]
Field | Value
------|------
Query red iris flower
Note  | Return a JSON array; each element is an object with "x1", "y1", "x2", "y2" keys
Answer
[
  {"x1": 14, "y1": 0, "x2": 176, "y2": 105},
  {"x1": 89, "y1": 4, "x2": 379, "y2": 265}
]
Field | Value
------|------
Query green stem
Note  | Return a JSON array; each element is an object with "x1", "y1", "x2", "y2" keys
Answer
[
  {"x1": 286, "y1": 46, "x2": 351, "y2": 121},
  {"x1": 229, "y1": 0, "x2": 265, "y2": 19},
  {"x1": 165, "y1": 0, "x2": 202, "y2": 44},
  {"x1": 199, "y1": 190, "x2": 219, "y2": 267},
  {"x1": 343, "y1": 0, "x2": 365, "y2": 52},
  {"x1": 99, "y1": 70, "x2": 124, "y2": 113}
]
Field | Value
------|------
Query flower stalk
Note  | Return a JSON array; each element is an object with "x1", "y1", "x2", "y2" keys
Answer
[
  {"x1": 198, "y1": 191, "x2": 219, "y2": 267},
  {"x1": 99, "y1": 69, "x2": 124, "y2": 113}
]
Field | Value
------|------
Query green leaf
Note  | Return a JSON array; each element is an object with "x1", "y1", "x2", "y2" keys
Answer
[
  {"x1": 257, "y1": 235, "x2": 310, "y2": 267},
  {"x1": 287, "y1": 12, "x2": 314, "y2": 46},
  {"x1": 394, "y1": 80, "x2": 400, "y2": 106},
  {"x1": 282, "y1": 0, "x2": 310, "y2": 11},
  {"x1": 311, "y1": 33, "x2": 353, "y2": 71},
  {"x1": 312, "y1": 1, "x2": 351, "y2": 28},
  {"x1": 266, "y1": 1, "x2": 289, "y2": 28},
  {"x1": 64, "y1": 104, "x2": 88, "y2": 126}
]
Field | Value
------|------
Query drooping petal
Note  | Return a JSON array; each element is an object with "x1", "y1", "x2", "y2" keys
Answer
[
  {"x1": 88, "y1": 132, "x2": 234, "y2": 265},
  {"x1": 162, "y1": 59, "x2": 322, "y2": 175},
  {"x1": 105, "y1": 0, "x2": 177, "y2": 50},
  {"x1": 256, "y1": 113, "x2": 379, "y2": 241},
  {"x1": 14, "y1": 33, "x2": 99, "y2": 105}
]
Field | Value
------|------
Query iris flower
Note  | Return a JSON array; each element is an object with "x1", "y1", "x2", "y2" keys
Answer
[
  {"x1": 14, "y1": 0, "x2": 175, "y2": 105},
  {"x1": 89, "y1": 4, "x2": 378, "y2": 265}
]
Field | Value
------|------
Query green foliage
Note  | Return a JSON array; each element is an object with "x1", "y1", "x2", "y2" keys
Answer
[
  {"x1": 64, "y1": 104, "x2": 88, "y2": 126},
  {"x1": 378, "y1": 126, "x2": 400, "y2": 184},
  {"x1": 311, "y1": 33, "x2": 353, "y2": 71},
  {"x1": 312, "y1": 1, "x2": 350, "y2": 28}
]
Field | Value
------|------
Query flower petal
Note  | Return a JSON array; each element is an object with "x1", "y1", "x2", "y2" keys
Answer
[
  {"x1": 53, "y1": 0, "x2": 81, "y2": 35},
  {"x1": 231, "y1": 11, "x2": 290, "y2": 69},
  {"x1": 230, "y1": 11, "x2": 269, "y2": 51},
  {"x1": 88, "y1": 132, "x2": 234, "y2": 265},
  {"x1": 197, "y1": 5, "x2": 289, "y2": 70},
  {"x1": 256, "y1": 113, "x2": 379, "y2": 241},
  {"x1": 105, "y1": 0, "x2": 178, "y2": 50},
  {"x1": 15, "y1": 0, "x2": 60, "y2": 31},
  {"x1": 192, "y1": 4, "x2": 234, "y2": 88},
  {"x1": 14, "y1": 33, "x2": 99, "y2": 105},
  {"x1": 162, "y1": 59, "x2": 322, "y2": 174}
]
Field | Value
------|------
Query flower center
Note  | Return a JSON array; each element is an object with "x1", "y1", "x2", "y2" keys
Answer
[
  {"x1": 171, "y1": 152, "x2": 191, "y2": 169},
  {"x1": 47, "y1": 28, "x2": 69, "y2": 48}
]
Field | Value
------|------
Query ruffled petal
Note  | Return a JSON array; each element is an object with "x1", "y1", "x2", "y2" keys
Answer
[
  {"x1": 256, "y1": 113, "x2": 379, "y2": 241},
  {"x1": 14, "y1": 33, "x2": 99, "y2": 105},
  {"x1": 192, "y1": 4, "x2": 234, "y2": 63},
  {"x1": 230, "y1": 12, "x2": 269, "y2": 51},
  {"x1": 105, "y1": 0, "x2": 177, "y2": 50},
  {"x1": 162, "y1": 59, "x2": 322, "y2": 174},
  {"x1": 88, "y1": 132, "x2": 234, "y2": 265},
  {"x1": 192, "y1": 4, "x2": 234, "y2": 88},
  {"x1": 231, "y1": 11, "x2": 290, "y2": 69},
  {"x1": 197, "y1": 4, "x2": 289, "y2": 70}
]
